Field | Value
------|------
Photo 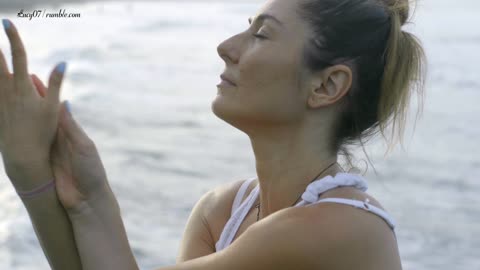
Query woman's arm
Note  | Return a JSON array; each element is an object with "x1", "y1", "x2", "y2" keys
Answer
[
  {"x1": 0, "y1": 18, "x2": 135, "y2": 270},
  {"x1": 67, "y1": 192, "x2": 139, "y2": 270},
  {"x1": 0, "y1": 17, "x2": 84, "y2": 269},
  {"x1": 43, "y1": 105, "x2": 140, "y2": 270},
  {"x1": 4, "y1": 159, "x2": 83, "y2": 270}
]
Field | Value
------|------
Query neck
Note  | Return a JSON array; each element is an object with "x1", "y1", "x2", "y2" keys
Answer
[{"x1": 249, "y1": 130, "x2": 343, "y2": 220}]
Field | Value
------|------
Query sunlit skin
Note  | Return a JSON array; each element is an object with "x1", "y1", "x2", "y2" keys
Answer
[{"x1": 212, "y1": 0, "x2": 353, "y2": 220}]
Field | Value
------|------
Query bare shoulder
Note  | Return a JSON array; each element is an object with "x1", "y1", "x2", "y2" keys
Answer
[
  {"x1": 201, "y1": 178, "x2": 248, "y2": 215},
  {"x1": 176, "y1": 178, "x2": 251, "y2": 263},
  {"x1": 173, "y1": 198, "x2": 401, "y2": 270},
  {"x1": 173, "y1": 207, "x2": 330, "y2": 270},
  {"x1": 204, "y1": 203, "x2": 400, "y2": 270},
  {"x1": 175, "y1": 182, "x2": 401, "y2": 270},
  {"x1": 296, "y1": 188, "x2": 402, "y2": 269},
  {"x1": 202, "y1": 178, "x2": 256, "y2": 242}
]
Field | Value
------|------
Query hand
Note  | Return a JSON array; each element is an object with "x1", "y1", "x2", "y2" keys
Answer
[
  {"x1": 0, "y1": 19, "x2": 65, "y2": 163},
  {"x1": 51, "y1": 106, "x2": 138, "y2": 270},
  {"x1": 51, "y1": 102, "x2": 119, "y2": 215}
]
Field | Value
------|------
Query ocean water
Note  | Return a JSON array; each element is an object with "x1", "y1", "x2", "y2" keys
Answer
[{"x1": 0, "y1": 0, "x2": 478, "y2": 269}]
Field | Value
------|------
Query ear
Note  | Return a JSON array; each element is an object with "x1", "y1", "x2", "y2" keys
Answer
[{"x1": 307, "y1": 64, "x2": 352, "y2": 108}]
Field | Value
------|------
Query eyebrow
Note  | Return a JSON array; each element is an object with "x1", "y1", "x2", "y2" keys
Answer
[{"x1": 248, "y1": 13, "x2": 285, "y2": 28}]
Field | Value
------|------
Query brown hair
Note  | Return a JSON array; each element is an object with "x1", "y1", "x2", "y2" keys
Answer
[{"x1": 297, "y1": 0, "x2": 427, "y2": 174}]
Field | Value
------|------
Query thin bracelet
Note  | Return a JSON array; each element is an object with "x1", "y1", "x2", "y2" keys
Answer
[{"x1": 16, "y1": 179, "x2": 56, "y2": 199}]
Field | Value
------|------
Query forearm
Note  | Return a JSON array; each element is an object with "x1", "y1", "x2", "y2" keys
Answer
[
  {"x1": 68, "y1": 195, "x2": 140, "y2": 270},
  {"x1": 4, "y1": 158, "x2": 83, "y2": 270}
]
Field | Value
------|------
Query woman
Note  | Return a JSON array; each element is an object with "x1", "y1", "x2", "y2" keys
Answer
[{"x1": 0, "y1": 0, "x2": 425, "y2": 269}]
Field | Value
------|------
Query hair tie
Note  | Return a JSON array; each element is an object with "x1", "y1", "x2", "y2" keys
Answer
[
  {"x1": 386, "y1": 1, "x2": 409, "y2": 26},
  {"x1": 16, "y1": 180, "x2": 56, "y2": 199}
]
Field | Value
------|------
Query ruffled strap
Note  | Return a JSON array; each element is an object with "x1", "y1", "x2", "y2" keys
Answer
[{"x1": 295, "y1": 173, "x2": 368, "y2": 206}]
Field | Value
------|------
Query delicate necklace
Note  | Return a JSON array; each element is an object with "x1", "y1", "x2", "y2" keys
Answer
[{"x1": 253, "y1": 161, "x2": 342, "y2": 221}]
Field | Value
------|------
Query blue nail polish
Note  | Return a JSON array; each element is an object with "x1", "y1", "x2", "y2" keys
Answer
[
  {"x1": 2, "y1": 19, "x2": 11, "y2": 30},
  {"x1": 56, "y1": 62, "x2": 67, "y2": 74},
  {"x1": 65, "y1": 100, "x2": 71, "y2": 113}
]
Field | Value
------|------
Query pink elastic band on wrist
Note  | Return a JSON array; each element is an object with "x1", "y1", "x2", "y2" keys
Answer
[{"x1": 17, "y1": 179, "x2": 56, "y2": 199}]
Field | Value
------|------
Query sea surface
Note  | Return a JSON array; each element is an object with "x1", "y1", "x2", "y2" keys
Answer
[{"x1": 0, "y1": 0, "x2": 478, "y2": 269}]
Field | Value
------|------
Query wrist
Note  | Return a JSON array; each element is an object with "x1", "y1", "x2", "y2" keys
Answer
[
  {"x1": 67, "y1": 189, "x2": 120, "y2": 221},
  {"x1": 3, "y1": 156, "x2": 54, "y2": 191},
  {"x1": 16, "y1": 179, "x2": 56, "y2": 199},
  {"x1": 68, "y1": 195, "x2": 139, "y2": 270},
  {"x1": 2, "y1": 149, "x2": 49, "y2": 167}
]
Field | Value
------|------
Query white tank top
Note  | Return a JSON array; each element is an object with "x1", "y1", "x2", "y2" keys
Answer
[{"x1": 215, "y1": 172, "x2": 397, "y2": 252}]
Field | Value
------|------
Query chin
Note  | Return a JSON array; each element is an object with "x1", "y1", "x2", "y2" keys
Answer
[
  {"x1": 211, "y1": 95, "x2": 235, "y2": 122},
  {"x1": 210, "y1": 95, "x2": 251, "y2": 133}
]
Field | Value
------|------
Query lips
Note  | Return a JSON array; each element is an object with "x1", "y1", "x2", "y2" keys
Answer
[{"x1": 220, "y1": 74, "x2": 236, "y2": 86}]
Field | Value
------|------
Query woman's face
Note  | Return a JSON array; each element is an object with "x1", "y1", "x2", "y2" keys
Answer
[{"x1": 212, "y1": 0, "x2": 311, "y2": 133}]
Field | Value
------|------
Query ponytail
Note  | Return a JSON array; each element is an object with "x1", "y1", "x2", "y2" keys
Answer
[{"x1": 378, "y1": 1, "x2": 427, "y2": 155}]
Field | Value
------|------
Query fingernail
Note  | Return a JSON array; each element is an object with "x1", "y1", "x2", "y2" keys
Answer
[
  {"x1": 56, "y1": 62, "x2": 67, "y2": 74},
  {"x1": 65, "y1": 100, "x2": 71, "y2": 114},
  {"x1": 2, "y1": 19, "x2": 11, "y2": 30}
]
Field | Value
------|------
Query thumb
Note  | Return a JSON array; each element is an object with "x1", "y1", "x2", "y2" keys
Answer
[{"x1": 60, "y1": 101, "x2": 93, "y2": 151}]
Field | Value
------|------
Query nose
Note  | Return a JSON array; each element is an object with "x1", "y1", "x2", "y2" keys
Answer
[{"x1": 217, "y1": 34, "x2": 241, "y2": 65}]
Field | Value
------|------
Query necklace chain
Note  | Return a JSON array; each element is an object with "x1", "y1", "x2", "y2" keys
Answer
[{"x1": 254, "y1": 161, "x2": 341, "y2": 222}]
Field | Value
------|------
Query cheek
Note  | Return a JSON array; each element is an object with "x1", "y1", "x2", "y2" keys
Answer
[
  {"x1": 236, "y1": 47, "x2": 304, "y2": 121},
  {"x1": 239, "y1": 46, "x2": 299, "y2": 92}
]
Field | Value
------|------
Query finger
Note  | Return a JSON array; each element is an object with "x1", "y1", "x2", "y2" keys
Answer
[
  {"x1": 52, "y1": 126, "x2": 86, "y2": 202},
  {"x1": 46, "y1": 62, "x2": 66, "y2": 105},
  {"x1": 51, "y1": 128, "x2": 65, "y2": 170},
  {"x1": 59, "y1": 101, "x2": 93, "y2": 149},
  {"x1": 51, "y1": 140, "x2": 66, "y2": 189},
  {"x1": 51, "y1": 149, "x2": 72, "y2": 205},
  {"x1": 52, "y1": 129, "x2": 75, "y2": 195},
  {"x1": 54, "y1": 126, "x2": 73, "y2": 173},
  {"x1": 2, "y1": 19, "x2": 30, "y2": 90},
  {"x1": 31, "y1": 74, "x2": 47, "y2": 98},
  {"x1": 0, "y1": 48, "x2": 9, "y2": 78},
  {"x1": 51, "y1": 151, "x2": 67, "y2": 189}
]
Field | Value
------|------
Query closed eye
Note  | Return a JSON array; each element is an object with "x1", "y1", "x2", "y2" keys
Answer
[
  {"x1": 253, "y1": 33, "x2": 267, "y2": 39},
  {"x1": 248, "y1": 20, "x2": 269, "y2": 40}
]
